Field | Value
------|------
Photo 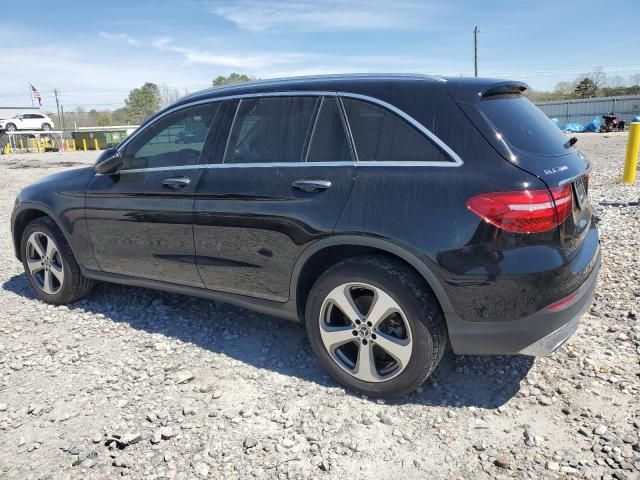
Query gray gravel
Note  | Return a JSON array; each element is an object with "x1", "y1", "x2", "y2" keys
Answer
[{"x1": 0, "y1": 133, "x2": 638, "y2": 479}]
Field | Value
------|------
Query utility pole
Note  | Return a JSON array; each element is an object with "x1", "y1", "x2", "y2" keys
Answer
[
  {"x1": 473, "y1": 26, "x2": 480, "y2": 77},
  {"x1": 54, "y1": 89, "x2": 62, "y2": 128},
  {"x1": 60, "y1": 105, "x2": 65, "y2": 130}
]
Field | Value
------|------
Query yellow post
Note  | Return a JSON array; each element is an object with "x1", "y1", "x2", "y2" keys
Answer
[
  {"x1": 623, "y1": 122, "x2": 640, "y2": 185},
  {"x1": 82, "y1": 139, "x2": 87, "y2": 151},
  {"x1": 19, "y1": 138, "x2": 24, "y2": 150},
  {"x1": 94, "y1": 138, "x2": 99, "y2": 151},
  {"x1": 37, "y1": 141, "x2": 42, "y2": 153},
  {"x1": 72, "y1": 139, "x2": 77, "y2": 151},
  {"x1": 65, "y1": 139, "x2": 70, "y2": 151}
]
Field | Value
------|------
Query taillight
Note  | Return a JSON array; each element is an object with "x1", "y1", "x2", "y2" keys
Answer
[{"x1": 466, "y1": 185, "x2": 572, "y2": 233}]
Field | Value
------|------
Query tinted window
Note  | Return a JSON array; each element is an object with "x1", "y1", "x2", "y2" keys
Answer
[
  {"x1": 34, "y1": 114, "x2": 44, "y2": 119},
  {"x1": 342, "y1": 98, "x2": 449, "y2": 163},
  {"x1": 307, "y1": 97, "x2": 351, "y2": 163},
  {"x1": 478, "y1": 95, "x2": 573, "y2": 156},
  {"x1": 122, "y1": 103, "x2": 217, "y2": 170},
  {"x1": 224, "y1": 96, "x2": 316, "y2": 164}
]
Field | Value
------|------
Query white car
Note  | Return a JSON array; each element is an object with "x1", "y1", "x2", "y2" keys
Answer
[{"x1": 0, "y1": 113, "x2": 55, "y2": 132}]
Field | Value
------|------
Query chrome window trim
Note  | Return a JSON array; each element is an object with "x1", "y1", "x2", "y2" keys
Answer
[
  {"x1": 110, "y1": 89, "x2": 463, "y2": 175},
  {"x1": 337, "y1": 92, "x2": 463, "y2": 167}
]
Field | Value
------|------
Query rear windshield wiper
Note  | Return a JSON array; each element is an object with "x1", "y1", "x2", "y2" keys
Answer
[{"x1": 564, "y1": 137, "x2": 578, "y2": 149}]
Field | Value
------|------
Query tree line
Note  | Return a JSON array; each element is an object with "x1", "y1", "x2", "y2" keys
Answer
[
  {"x1": 56, "y1": 73, "x2": 254, "y2": 128},
  {"x1": 526, "y1": 67, "x2": 640, "y2": 102}
]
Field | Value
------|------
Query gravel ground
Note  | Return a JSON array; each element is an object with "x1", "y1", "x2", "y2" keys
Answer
[{"x1": 0, "y1": 133, "x2": 638, "y2": 480}]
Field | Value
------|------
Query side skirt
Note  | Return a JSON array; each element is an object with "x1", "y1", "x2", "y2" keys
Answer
[{"x1": 81, "y1": 268, "x2": 301, "y2": 322}]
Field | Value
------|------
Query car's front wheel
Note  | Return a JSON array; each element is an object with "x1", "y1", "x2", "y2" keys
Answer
[
  {"x1": 5, "y1": 123, "x2": 16, "y2": 132},
  {"x1": 21, "y1": 217, "x2": 94, "y2": 304},
  {"x1": 305, "y1": 255, "x2": 447, "y2": 398}
]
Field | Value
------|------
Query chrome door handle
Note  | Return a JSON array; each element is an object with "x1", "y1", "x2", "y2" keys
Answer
[
  {"x1": 162, "y1": 176, "x2": 191, "y2": 189},
  {"x1": 291, "y1": 179, "x2": 332, "y2": 192}
]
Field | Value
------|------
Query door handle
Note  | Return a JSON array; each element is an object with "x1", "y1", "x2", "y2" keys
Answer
[
  {"x1": 291, "y1": 179, "x2": 332, "y2": 192},
  {"x1": 162, "y1": 176, "x2": 191, "y2": 189}
]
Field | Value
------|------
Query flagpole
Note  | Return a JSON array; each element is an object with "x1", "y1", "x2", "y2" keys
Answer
[{"x1": 29, "y1": 82, "x2": 34, "y2": 108}]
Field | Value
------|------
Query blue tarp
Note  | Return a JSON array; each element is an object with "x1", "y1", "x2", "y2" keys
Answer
[
  {"x1": 633, "y1": 116, "x2": 640, "y2": 123},
  {"x1": 583, "y1": 116, "x2": 601, "y2": 133},
  {"x1": 564, "y1": 123, "x2": 585, "y2": 133}
]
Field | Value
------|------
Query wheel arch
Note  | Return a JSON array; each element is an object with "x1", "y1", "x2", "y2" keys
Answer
[
  {"x1": 291, "y1": 235, "x2": 453, "y2": 321},
  {"x1": 12, "y1": 204, "x2": 70, "y2": 262}
]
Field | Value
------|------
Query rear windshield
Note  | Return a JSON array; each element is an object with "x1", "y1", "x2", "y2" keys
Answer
[{"x1": 478, "y1": 95, "x2": 572, "y2": 156}]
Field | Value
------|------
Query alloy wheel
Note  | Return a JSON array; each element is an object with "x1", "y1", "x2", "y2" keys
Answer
[
  {"x1": 319, "y1": 282, "x2": 413, "y2": 382},
  {"x1": 26, "y1": 232, "x2": 64, "y2": 295}
]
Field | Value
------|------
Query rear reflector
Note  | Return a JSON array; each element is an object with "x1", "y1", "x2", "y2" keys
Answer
[
  {"x1": 546, "y1": 292, "x2": 578, "y2": 311},
  {"x1": 466, "y1": 184, "x2": 573, "y2": 233}
]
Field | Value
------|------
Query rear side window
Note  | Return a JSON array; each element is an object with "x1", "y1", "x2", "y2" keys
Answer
[
  {"x1": 341, "y1": 98, "x2": 449, "y2": 163},
  {"x1": 224, "y1": 96, "x2": 316, "y2": 164},
  {"x1": 307, "y1": 97, "x2": 352, "y2": 163},
  {"x1": 478, "y1": 95, "x2": 573, "y2": 156}
]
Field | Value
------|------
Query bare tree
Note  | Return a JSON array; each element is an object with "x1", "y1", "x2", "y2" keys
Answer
[
  {"x1": 607, "y1": 75, "x2": 626, "y2": 88},
  {"x1": 590, "y1": 66, "x2": 607, "y2": 90},
  {"x1": 629, "y1": 73, "x2": 640, "y2": 87},
  {"x1": 159, "y1": 83, "x2": 181, "y2": 109}
]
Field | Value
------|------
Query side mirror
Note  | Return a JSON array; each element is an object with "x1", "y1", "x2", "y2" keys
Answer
[{"x1": 94, "y1": 148, "x2": 123, "y2": 174}]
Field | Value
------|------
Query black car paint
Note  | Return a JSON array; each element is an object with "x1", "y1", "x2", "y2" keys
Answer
[{"x1": 11, "y1": 75, "x2": 600, "y2": 355}]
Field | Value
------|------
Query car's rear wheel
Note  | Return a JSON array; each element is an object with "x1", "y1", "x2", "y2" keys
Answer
[
  {"x1": 41, "y1": 123, "x2": 51, "y2": 131},
  {"x1": 305, "y1": 255, "x2": 447, "y2": 398},
  {"x1": 21, "y1": 217, "x2": 94, "y2": 304},
  {"x1": 6, "y1": 123, "x2": 16, "y2": 132}
]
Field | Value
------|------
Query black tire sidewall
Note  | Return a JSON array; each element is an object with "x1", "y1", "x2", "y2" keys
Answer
[
  {"x1": 6, "y1": 123, "x2": 16, "y2": 132},
  {"x1": 41, "y1": 124, "x2": 51, "y2": 131},
  {"x1": 21, "y1": 219, "x2": 76, "y2": 304},
  {"x1": 305, "y1": 260, "x2": 439, "y2": 397}
]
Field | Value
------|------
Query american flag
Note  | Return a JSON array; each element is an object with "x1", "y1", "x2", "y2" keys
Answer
[{"x1": 30, "y1": 84, "x2": 42, "y2": 106}]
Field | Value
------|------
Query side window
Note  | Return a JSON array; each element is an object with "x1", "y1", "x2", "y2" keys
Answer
[
  {"x1": 122, "y1": 103, "x2": 218, "y2": 170},
  {"x1": 34, "y1": 114, "x2": 44, "y2": 119},
  {"x1": 223, "y1": 96, "x2": 316, "y2": 164},
  {"x1": 306, "y1": 97, "x2": 352, "y2": 163},
  {"x1": 341, "y1": 98, "x2": 449, "y2": 163}
]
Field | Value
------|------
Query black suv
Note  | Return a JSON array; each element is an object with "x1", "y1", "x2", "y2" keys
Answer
[{"x1": 11, "y1": 74, "x2": 600, "y2": 397}]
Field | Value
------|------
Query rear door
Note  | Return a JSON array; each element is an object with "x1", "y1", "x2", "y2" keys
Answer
[
  {"x1": 194, "y1": 94, "x2": 355, "y2": 302},
  {"x1": 85, "y1": 102, "x2": 219, "y2": 286}
]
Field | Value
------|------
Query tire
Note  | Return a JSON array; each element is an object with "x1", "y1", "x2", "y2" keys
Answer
[
  {"x1": 21, "y1": 216, "x2": 94, "y2": 304},
  {"x1": 6, "y1": 123, "x2": 16, "y2": 132},
  {"x1": 305, "y1": 255, "x2": 447, "y2": 398},
  {"x1": 41, "y1": 123, "x2": 51, "y2": 131}
]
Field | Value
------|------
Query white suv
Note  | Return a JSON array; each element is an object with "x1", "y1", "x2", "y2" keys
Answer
[{"x1": 0, "y1": 113, "x2": 55, "y2": 132}]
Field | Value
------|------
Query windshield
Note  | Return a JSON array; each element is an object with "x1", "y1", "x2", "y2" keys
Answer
[{"x1": 478, "y1": 95, "x2": 573, "y2": 156}]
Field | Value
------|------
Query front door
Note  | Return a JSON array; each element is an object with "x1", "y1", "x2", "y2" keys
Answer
[
  {"x1": 85, "y1": 103, "x2": 219, "y2": 286},
  {"x1": 194, "y1": 95, "x2": 355, "y2": 302}
]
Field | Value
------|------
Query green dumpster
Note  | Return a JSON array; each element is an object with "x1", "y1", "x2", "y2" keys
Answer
[{"x1": 71, "y1": 130, "x2": 129, "y2": 150}]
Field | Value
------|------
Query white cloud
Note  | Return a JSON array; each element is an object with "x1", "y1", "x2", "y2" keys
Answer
[
  {"x1": 209, "y1": 0, "x2": 442, "y2": 31},
  {"x1": 98, "y1": 31, "x2": 139, "y2": 46}
]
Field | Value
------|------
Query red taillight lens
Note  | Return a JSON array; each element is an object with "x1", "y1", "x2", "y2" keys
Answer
[{"x1": 466, "y1": 185, "x2": 572, "y2": 233}]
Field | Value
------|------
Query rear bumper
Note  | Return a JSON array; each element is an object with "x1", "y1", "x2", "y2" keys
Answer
[{"x1": 447, "y1": 249, "x2": 600, "y2": 356}]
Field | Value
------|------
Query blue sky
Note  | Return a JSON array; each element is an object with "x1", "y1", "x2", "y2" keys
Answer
[{"x1": 3, "y1": 0, "x2": 640, "y2": 111}]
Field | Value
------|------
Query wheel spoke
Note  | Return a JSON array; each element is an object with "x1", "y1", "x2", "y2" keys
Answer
[
  {"x1": 353, "y1": 341, "x2": 379, "y2": 382},
  {"x1": 42, "y1": 270, "x2": 54, "y2": 294},
  {"x1": 373, "y1": 332, "x2": 412, "y2": 368},
  {"x1": 50, "y1": 263, "x2": 64, "y2": 285},
  {"x1": 45, "y1": 238, "x2": 57, "y2": 259},
  {"x1": 29, "y1": 235, "x2": 46, "y2": 259},
  {"x1": 27, "y1": 258, "x2": 44, "y2": 274},
  {"x1": 326, "y1": 285, "x2": 362, "y2": 324},
  {"x1": 320, "y1": 325, "x2": 355, "y2": 351},
  {"x1": 366, "y1": 289, "x2": 400, "y2": 328}
]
